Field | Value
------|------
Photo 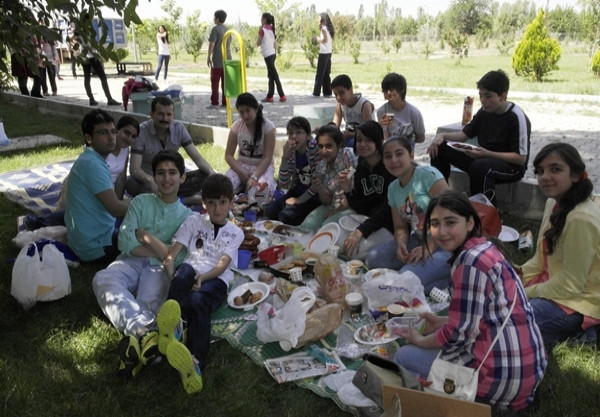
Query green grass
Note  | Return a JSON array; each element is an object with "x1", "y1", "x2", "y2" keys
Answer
[{"x1": 1, "y1": 81, "x2": 599, "y2": 416}]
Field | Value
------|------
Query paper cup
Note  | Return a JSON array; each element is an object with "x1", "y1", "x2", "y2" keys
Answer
[
  {"x1": 288, "y1": 266, "x2": 303, "y2": 282},
  {"x1": 348, "y1": 259, "x2": 364, "y2": 275},
  {"x1": 237, "y1": 249, "x2": 252, "y2": 269},
  {"x1": 387, "y1": 303, "x2": 406, "y2": 319},
  {"x1": 327, "y1": 245, "x2": 340, "y2": 257},
  {"x1": 345, "y1": 292, "x2": 364, "y2": 316}
]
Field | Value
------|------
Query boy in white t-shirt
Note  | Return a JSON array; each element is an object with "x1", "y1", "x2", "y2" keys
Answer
[{"x1": 158, "y1": 173, "x2": 244, "y2": 394}]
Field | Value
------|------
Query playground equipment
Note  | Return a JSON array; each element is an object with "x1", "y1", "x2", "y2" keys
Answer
[{"x1": 222, "y1": 30, "x2": 247, "y2": 127}]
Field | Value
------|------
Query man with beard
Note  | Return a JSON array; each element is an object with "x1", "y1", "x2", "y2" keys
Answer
[{"x1": 126, "y1": 96, "x2": 215, "y2": 205}]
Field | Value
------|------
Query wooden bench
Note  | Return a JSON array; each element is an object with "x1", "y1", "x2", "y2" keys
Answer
[{"x1": 116, "y1": 62, "x2": 153, "y2": 76}]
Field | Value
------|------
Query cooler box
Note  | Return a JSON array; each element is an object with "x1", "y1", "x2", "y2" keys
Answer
[
  {"x1": 293, "y1": 103, "x2": 336, "y2": 131},
  {"x1": 129, "y1": 92, "x2": 183, "y2": 119}
]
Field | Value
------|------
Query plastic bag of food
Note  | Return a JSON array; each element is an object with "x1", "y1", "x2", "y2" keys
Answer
[{"x1": 314, "y1": 253, "x2": 347, "y2": 305}]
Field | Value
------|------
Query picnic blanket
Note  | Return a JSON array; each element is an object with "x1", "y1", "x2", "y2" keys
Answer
[
  {"x1": 0, "y1": 161, "x2": 72, "y2": 216},
  {"x1": 210, "y1": 276, "x2": 404, "y2": 415}
]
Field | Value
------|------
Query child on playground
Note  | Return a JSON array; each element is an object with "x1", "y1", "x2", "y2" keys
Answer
[
  {"x1": 225, "y1": 93, "x2": 276, "y2": 194},
  {"x1": 257, "y1": 12, "x2": 286, "y2": 103},
  {"x1": 331, "y1": 74, "x2": 375, "y2": 147},
  {"x1": 265, "y1": 116, "x2": 322, "y2": 225},
  {"x1": 158, "y1": 173, "x2": 244, "y2": 394}
]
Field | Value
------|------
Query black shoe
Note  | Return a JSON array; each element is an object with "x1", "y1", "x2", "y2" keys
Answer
[
  {"x1": 107, "y1": 99, "x2": 121, "y2": 106},
  {"x1": 89, "y1": 99, "x2": 99, "y2": 106}
]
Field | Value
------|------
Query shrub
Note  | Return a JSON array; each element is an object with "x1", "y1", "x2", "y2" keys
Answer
[
  {"x1": 512, "y1": 9, "x2": 561, "y2": 81},
  {"x1": 592, "y1": 49, "x2": 600, "y2": 77},
  {"x1": 349, "y1": 40, "x2": 361, "y2": 64},
  {"x1": 392, "y1": 36, "x2": 402, "y2": 53}
]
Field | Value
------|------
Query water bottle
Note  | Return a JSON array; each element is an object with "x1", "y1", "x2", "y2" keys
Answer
[{"x1": 462, "y1": 96, "x2": 473, "y2": 125}]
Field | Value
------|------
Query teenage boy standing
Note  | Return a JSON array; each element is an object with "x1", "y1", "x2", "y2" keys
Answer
[{"x1": 206, "y1": 10, "x2": 231, "y2": 107}]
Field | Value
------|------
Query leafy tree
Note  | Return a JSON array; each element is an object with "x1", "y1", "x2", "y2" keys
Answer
[
  {"x1": 444, "y1": 30, "x2": 470, "y2": 63},
  {"x1": 496, "y1": 34, "x2": 515, "y2": 56},
  {"x1": 444, "y1": 0, "x2": 491, "y2": 35},
  {"x1": 132, "y1": 19, "x2": 157, "y2": 57},
  {"x1": 183, "y1": 12, "x2": 208, "y2": 63},
  {"x1": 0, "y1": 0, "x2": 142, "y2": 91},
  {"x1": 512, "y1": 9, "x2": 562, "y2": 81},
  {"x1": 392, "y1": 36, "x2": 403, "y2": 53},
  {"x1": 591, "y1": 49, "x2": 600, "y2": 76},
  {"x1": 547, "y1": 6, "x2": 583, "y2": 40},
  {"x1": 349, "y1": 40, "x2": 361, "y2": 64}
]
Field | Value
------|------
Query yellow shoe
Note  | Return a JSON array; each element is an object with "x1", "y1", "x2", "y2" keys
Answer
[
  {"x1": 157, "y1": 299, "x2": 182, "y2": 355},
  {"x1": 166, "y1": 341, "x2": 203, "y2": 394}
]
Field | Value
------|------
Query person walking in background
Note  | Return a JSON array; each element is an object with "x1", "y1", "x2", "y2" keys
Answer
[
  {"x1": 155, "y1": 25, "x2": 170, "y2": 81},
  {"x1": 257, "y1": 12, "x2": 286, "y2": 103},
  {"x1": 207, "y1": 10, "x2": 230, "y2": 108},
  {"x1": 518, "y1": 143, "x2": 600, "y2": 349},
  {"x1": 38, "y1": 20, "x2": 59, "y2": 97},
  {"x1": 311, "y1": 13, "x2": 334, "y2": 98}
]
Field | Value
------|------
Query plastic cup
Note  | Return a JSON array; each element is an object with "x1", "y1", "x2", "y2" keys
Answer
[
  {"x1": 387, "y1": 303, "x2": 406, "y2": 319},
  {"x1": 273, "y1": 189, "x2": 285, "y2": 200},
  {"x1": 237, "y1": 249, "x2": 252, "y2": 269},
  {"x1": 244, "y1": 210, "x2": 257, "y2": 222},
  {"x1": 345, "y1": 292, "x2": 364, "y2": 317},
  {"x1": 327, "y1": 245, "x2": 340, "y2": 257},
  {"x1": 288, "y1": 266, "x2": 303, "y2": 282}
]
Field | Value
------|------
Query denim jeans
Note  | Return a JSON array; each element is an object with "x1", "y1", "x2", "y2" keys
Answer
[
  {"x1": 155, "y1": 54, "x2": 170, "y2": 80},
  {"x1": 168, "y1": 263, "x2": 227, "y2": 370},
  {"x1": 264, "y1": 189, "x2": 321, "y2": 226},
  {"x1": 365, "y1": 233, "x2": 452, "y2": 294},
  {"x1": 528, "y1": 297, "x2": 585, "y2": 349},
  {"x1": 394, "y1": 345, "x2": 439, "y2": 378}
]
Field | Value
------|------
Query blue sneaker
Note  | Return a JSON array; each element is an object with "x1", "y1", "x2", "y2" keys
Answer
[
  {"x1": 166, "y1": 341, "x2": 203, "y2": 394},
  {"x1": 157, "y1": 300, "x2": 183, "y2": 354}
]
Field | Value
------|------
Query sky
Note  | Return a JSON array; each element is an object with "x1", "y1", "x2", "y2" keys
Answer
[{"x1": 132, "y1": 0, "x2": 579, "y2": 25}]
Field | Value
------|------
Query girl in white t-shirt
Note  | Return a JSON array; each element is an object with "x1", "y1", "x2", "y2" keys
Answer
[
  {"x1": 256, "y1": 13, "x2": 286, "y2": 103},
  {"x1": 311, "y1": 13, "x2": 334, "y2": 97},
  {"x1": 155, "y1": 25, "x2": 171, "y2": 80},
  {"x1": 225, "y1": 93, "x2": 276, "y2": 194}
]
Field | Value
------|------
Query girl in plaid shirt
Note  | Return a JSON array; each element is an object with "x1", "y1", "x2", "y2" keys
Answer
[{"x1": 393, "y1": 191, "x2": 547, "y2": 412}]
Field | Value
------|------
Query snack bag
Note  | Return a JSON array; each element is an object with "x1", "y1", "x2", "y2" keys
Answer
[{"x1": 314, "y1": 253, "x2": 347, "y2": 305}]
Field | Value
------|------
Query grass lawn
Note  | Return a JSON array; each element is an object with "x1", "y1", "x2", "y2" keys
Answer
[{"x1": 1, "y1": 85, "x2": 599, "y2": 416}]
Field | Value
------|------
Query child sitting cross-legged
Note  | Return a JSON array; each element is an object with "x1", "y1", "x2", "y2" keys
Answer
[{"x1": 158, "y1": 173, "x2": 244, "y2": 394}]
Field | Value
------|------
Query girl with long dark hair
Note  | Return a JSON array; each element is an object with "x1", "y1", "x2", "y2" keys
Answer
[
  {"x1": 311, "y1": 13, "x2": 334, "y2": 97},
  {"x1": 257, "y1": 13, "x2": 286, "y2": 102},
  {"x1": 155, "y1": 25, "x2": 171, "y2": 80}
]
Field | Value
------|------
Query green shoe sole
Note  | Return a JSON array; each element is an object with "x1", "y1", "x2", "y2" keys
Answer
[
  {"x1": 157, "y1": 299, "x2": 181, "y2": 355},
  {"x1": 166, "y1": 341, "x2": 203, "y2": 394}
]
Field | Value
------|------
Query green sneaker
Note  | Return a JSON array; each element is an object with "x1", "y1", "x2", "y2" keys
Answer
[
  {"x1": 117, "y1": 335, "x2": 142, "y2": 379},
  {"x1": 139, "y1": 331, "x2": 160, "y2": 366},
  {"x1": 157, "y1": 299, "x2": 183, "y2": 355},
  {"x1": 166, "y1": 341, "x2": 203, "y2": 394}
]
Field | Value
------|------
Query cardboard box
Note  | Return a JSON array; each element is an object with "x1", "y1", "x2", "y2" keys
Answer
[{"x1": 382, "y1": 385, "x2": 491, "y2": 417}]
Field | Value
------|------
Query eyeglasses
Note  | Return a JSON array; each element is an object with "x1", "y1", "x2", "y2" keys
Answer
[{"x1": 94, "y1": 129, "x2": 118, "y2": 136}]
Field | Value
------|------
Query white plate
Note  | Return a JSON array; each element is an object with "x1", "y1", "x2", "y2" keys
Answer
[
  {"x1": 307, "y1": 223, "x2": 340, "y2": 253},
  {"x1": 364, "y1": 268, "x2": 397, "y2": 282},
  {"x1": 499, "y1": 225, "x2": 519, "y2": 242},
  {"x1": 338, "y1": 214, "x2": 369, "y2": 232},
  {"x1": 447, "y1": 141, "x2": 479, "y2": 152},
  {"x1": 227, "y1": 282, "x2": 270, "y2": 310},
  {"x1": 354, "y1": 323, "x2": 397, "y2": 345},
  {"x1": 255, "y1": 220, "x2": 282, "y2": 234}
]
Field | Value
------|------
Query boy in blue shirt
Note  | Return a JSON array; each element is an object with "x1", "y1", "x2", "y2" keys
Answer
[
  {"x1": 65, "y1": 109, "x2": 131, "y2": 262},
  {"x1": 157, "y1": 174, "x2": 244, "y2": 394},
  {"x1": 93, "y1": 150, "x2": 192, "y2": 379}
]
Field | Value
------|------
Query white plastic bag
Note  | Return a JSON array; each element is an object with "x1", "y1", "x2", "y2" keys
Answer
[
  {"x1": 256, "y1": 286, "x2": 316, "y2": 351},
  {"x1": 363, "y1": 270, "x2": 431, "y2": 314},
  {"x1": 11, "y1": 242, "x2": 71, "y2": 310}
]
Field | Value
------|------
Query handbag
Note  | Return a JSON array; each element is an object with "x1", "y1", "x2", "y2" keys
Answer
[
  {"x1": 425, "y1": 294, "x2": 517, "y2": 402},
  {"x1": 353, "y1": 353, "x2": 422, "y2": 409}
]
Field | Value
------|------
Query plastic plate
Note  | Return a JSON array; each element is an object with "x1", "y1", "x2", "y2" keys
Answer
[{"x1": 227, "y1": 282, "x2": 270, "y2": 310}]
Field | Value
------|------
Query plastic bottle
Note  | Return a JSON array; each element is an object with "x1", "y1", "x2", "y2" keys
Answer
[
  {"x1": 462, "y1": 96, "x2": 473, "y2": 125},
  {"x1": 518, "y1": 230, "x2": 533, "y2": 253}
]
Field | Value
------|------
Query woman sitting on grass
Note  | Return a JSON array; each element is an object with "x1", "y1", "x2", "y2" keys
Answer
[
  {"x1": 300, "y1": 125, "x2": 357, "y2": 232},
  {"x1": 224, "y1": 93, "x2": 276, "y2": 194},
  {"x1": 518, "y1": 142, "x2": 600, "y2": 348},
  {"x1": 392, "y1": 190, "x2": 547, "y2": 413}
]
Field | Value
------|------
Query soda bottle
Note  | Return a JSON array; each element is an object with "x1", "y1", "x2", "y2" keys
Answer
[
  {"x1": 462, "y1": 96, "x2": 473, "y2": 125},
  {"x1": 518, "y1": 230, "x2": 533, "y2": 253}
]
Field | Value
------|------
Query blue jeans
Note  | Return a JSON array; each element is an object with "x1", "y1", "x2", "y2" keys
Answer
[
  {"x1": 529, "y1": 298, "x2": 585, "y2": 349},
  {"x1": 365, "y1": 233, "x2": 451, "y2": 294},
  {"x1": 155, "y1": 54, "x2": 170, "y2": 80},
  {"x1": 394, "y1": 345, "x2": 439, "y2": 378},
  {"x1": 168, "y1": 263, "x2": 227, "y2": 370}
]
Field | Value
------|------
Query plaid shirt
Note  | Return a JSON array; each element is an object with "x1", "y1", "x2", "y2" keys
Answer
[
  {"x1": 435, "y1": 237, "x2": 547, "y2": 410},
  {"x1": 315, "y1": 147, "x2": 357, "y2": 209}
]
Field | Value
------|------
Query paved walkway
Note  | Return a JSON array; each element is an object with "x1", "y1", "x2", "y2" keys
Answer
[{"x1": 14, "y1": 69, "x2": 600, "y2": 188}]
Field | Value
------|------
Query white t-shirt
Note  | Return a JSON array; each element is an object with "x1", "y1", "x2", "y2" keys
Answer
[
  {"x1": 259, "y1": 25, "x2": 276, "y2": 58},
  {"x1": 157, "y1": 33, "x2": 170, "y2": 56},
  {"x1": 172, "y1": 213, "x2": 244, "y2": 286},
  {"x1": 319, "y1": 25, "x2": 332, "y2": 54},
  {"x1": 105, "y1": 147, "x2": 129, "y2": 186}
]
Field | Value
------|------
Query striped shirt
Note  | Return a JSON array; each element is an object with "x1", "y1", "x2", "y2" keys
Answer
[{"x1": 435, "y1": 237, "x2": 547, "y2": 410}]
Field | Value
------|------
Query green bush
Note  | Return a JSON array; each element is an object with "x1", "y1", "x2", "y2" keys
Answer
[
  {"x1": 592, "y1": 49, "x2": 600, "y2": 77},
  {"x1": 349, "y1": 40, "x2": 361, "y2": 64},
  {"x1": 512, "y1": 9, "x2": 561, "y2": 81}
]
